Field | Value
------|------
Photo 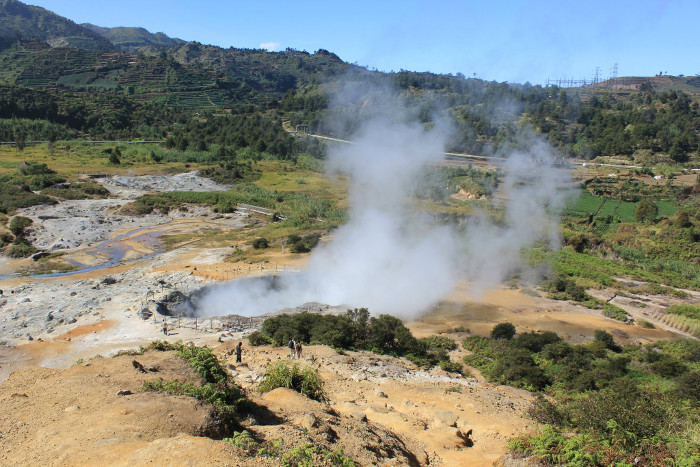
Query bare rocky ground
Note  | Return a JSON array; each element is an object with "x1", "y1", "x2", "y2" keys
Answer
[
  {"x1": 12, "y1": 171, "x2": 232, "y2": 253},
  {"x1": 0, "y1": 171, "x2": 697, "y2": 466}
]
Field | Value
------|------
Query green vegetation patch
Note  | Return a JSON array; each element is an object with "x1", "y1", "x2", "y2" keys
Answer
[
  {"x1": 259, "y1": 361, "x2": 326, "y2": 402},
  {"x1": 40, "y1": 181, "x2": 110, "y2": 200},
  {"x1": 464, "y1": 325, "x2": 700, "y2": 464},
  {"x1": 141, "y1": 341, "x2": 248, "y2": 424},
  {"x1": 255, "y1": 310, "x2": 459, "y2": 370}
]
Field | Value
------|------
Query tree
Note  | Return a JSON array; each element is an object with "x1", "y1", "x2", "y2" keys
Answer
[
  {"x1": 366, "y1": 314, "x2": 419, "y2": 355},
  {"x1": 594, "y1": 330, "x2": 621, "y2": 352},
  {"x1": 15, "y1": 132, "x2": 25, "y2": 152},
  {"x1": 491, "y1": 322, "x2": 516, "y2": 340},
  {"x1": 109, "y1": 147, "x2": 121, "y2": 165},
  {"x1": 635, "y1": 199, "x2": 658, "y2": 222},
  {"x1": 676, "y1": 210, "x2": 692, "y2": 228},
  {"x1": 9, "y1": 216, "x2": 32, "y2": 238}
]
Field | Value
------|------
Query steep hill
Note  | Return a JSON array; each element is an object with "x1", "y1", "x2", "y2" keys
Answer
[
  {"x1": 0, "y1": 0, "x2": 113, "y2": 50},
  {"x1": 82, "y1": 23, "x2": 185, "y2": 52}
]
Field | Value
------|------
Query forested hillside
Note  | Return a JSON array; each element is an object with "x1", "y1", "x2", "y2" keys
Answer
[
  {"x1": 0, "y1": 0, "x2": 699, "y2": 166},
  {"x1": 82, "y1": 24, "x2": 185, "y2": 52},
  {"x1": 0, "y1": 0, "x2": 112, "y2": 49}
]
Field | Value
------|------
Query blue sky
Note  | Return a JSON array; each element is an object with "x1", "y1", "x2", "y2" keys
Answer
[{"x1": 25, "y1": 0, "x2": 699, "y2": 85}]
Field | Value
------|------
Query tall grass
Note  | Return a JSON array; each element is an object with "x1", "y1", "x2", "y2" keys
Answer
[{"x1": 259, "y1": 361, "x2": 326, "y2": 402}]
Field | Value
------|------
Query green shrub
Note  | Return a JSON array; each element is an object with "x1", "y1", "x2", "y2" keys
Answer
[
  {"x1": 7, "y1": 242, "x2": 35, "y2": 258},
  {"x1": 675, "y1": 371, "x2": 700, "y2": 402},
  {"x1": 176, "y1": 344, "x2": 229, "y2": 384},
  {"x1": 545, "y1": 275, "x2": 589, "y2": 301},
  {"x1": 602, "y1": 306, "x2": 628, "y2": 322},
  {"x1": 17, "y1": 162, "x2": 55, "y2": 176},
  {"x1": 491, "y1": 322, "x2": 516, "y2": 340},
  {"x1": 649, "y1": 357, "x2": 688, "y2": 378},
  {"x1": 287, "y1": 233, "x2": 320, "y2": 254},
  {"x1": 143, "y1": 378, "x2": 245, "y2": 419},
  {"x1": 259, "y1": 361, "x2": 326, "y2": 401},
  {"x1": 224, "y1": 430, "x2": 259, "y2": 451},
  {"x1": 9, "y1": 216, "x2": 32, "y2": 236},
  {"x1": 324, "y1": 446, "x2": 357, "y2": 467},
  {"x1": 366, "y1": 314, "x2": 420, "y2": 355},
  {"x1": 281, "y1": 443, "x2": 317, "y2": 467},
  {"x1": 247, "y1": 330, "x2": 271, "y2": 346},
  {"x1": 527, "y1": 395, "x2": 566, "y2": 426},
  {"x1": 28, "y1": 173, "x2": 65, "y2": 190},
  {"x1": 568, "y1": 378, "x2": 677, "y2": 446},
  {"x1": 439, "y1": 360, "x2": 464, "y2": 374},
  {"x1": 251, "y1": 237, "x2": 269, "y2": 249},
  {"x1": 420, "y1": 335, "x2": 457, "y2": 351},
  {"x1": 593, "y1": 330, "x2": 622, "y2": 352},
  {"x1": 490, "y1": 348, "x2": 549, "y2": 390},
  {"x1": 514, "y1": 331, "x2": 561, "y2": 353}
]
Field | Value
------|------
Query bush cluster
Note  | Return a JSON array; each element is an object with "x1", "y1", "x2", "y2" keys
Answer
[
  {"x1": 465, "y1": 326, "x2": 700, "y2": 464},
  {"x1": 287, "y1": 234, "x2": 320, "y2": 253},
  {"x1": 258, "y1": 361, "x2": 326, "y2": 401},
  {"x1": 254, "y1": 310, "x2": 459, "y2": 370}
]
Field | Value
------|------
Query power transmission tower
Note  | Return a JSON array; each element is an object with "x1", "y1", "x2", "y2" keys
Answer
[
  {"x1": 610, "y1": 63, "x2": 618, "y2": 90},
  {"x1": 593, "y1": 67, "x2": 601, "y2": 85}
]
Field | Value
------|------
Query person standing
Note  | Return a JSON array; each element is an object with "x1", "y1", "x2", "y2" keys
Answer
[
  {"x1": 235, "y1": 341, "x2": 243, "y2": 363},
  {"x1": 288, "y1": 338, "x2": 296, "y2": 358}
]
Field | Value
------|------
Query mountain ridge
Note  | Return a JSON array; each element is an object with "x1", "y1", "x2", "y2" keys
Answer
[
  {"x1": 81, "y1": 23, "x2": 185, "y2": 52},
  {"x1": 0, "y1": 0, "x2": 113, "y2": 50}
]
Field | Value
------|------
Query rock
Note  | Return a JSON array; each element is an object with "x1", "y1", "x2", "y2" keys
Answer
[
  {"x1": 116, "y1": 390, "x2": 133, "y2": 396},
  {"x1": 67, "y1": 317, "x2": 77, "y2": 324},
  {"x1": 294, "y1": 413, "x2": 317, "y2": 431},
  {"x1": 26, "y1": 334, "x2": 33, "y2": 341},
  {"x1": 46, "y1": 312, "x2": 54, "y2": 321},
  {"x1": 374, "y1": 390, "x2": 388, "y2": 398},
  {"x1": 432, "y1": 410, "x2": 458, "y2": 428}
]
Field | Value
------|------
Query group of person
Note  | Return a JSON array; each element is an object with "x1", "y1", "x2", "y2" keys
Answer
[{"x1": 288, "y1": 338, "x2": 303, "y2": 359}]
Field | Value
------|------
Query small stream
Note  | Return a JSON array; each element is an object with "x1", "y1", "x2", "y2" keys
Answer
[{"x1": 0, "y1": 219, "x2": 245, "y2": 280}]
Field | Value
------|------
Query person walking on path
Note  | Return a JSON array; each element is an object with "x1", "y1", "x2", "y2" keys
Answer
[
  {"x1": 288, "y1": 338, "x2": 296, "y2": 358},
  {"x1": 235, "y1": 341, "x2": 243, "y2": 363}
]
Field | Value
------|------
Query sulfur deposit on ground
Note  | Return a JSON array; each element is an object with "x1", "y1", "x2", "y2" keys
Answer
[
  {"x1": 1, "y1": 171, "x2": 697, "y2": 466},
  {"x1": 0, "y1": 332, "x2": 531, "y2": 466}
]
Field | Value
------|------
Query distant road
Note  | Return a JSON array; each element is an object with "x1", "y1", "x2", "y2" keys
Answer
[
  {"x1": 307, "y1": 133, "x2": 506, "y2": 164},
  {"x1": 0, "y1": 140, "x2": 164, "y2": 145}
]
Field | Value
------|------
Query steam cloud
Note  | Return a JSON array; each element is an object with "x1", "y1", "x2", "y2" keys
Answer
[{"x1": 197, "y1": 86, "x2": 568, "y2": 319}]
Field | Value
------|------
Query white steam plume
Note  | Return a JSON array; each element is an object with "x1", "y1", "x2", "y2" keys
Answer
[{"x1": 196, "y1": 87, "x2": 569, "y2": 319}]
